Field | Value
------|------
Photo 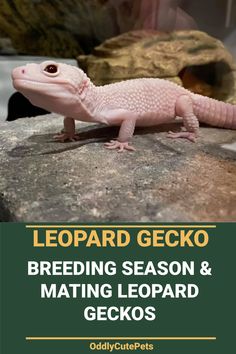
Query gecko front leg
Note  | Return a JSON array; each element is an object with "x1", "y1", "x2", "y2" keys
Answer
[
  {"x1": 54, "y1": 117, "x2": 79, "y2": 142},
  {"x1": 105, "y1": 114, "x2": 137, "y2": 152}
]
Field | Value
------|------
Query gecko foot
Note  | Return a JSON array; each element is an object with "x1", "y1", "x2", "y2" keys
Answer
[
  {"x1": 53, "y1": 132, "x2": 80, "y2": 142},
  {"x1": 104, "y1": 140, "x2": 136, "y2": 152},
  {"x1": 167, "y1": 131, "x2": 197, "y2": 143}
]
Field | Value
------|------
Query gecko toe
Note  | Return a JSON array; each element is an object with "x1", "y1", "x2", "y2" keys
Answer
[
  {"x1": 118, "y1": 146, "x2": 124, "y2": 153},
  {"x1": 167, "y1": 131, "x2": 197, "y2": 142},
  {"x1": 104, "y1": 140, "x2": 135, "y2": 152},
  {"x1": 53, "y1": 133, "x2": 79, "y2": 142}
]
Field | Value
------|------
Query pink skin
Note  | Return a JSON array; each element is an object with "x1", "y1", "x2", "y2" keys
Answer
[{"x1": 12, "y1": 61, "x2": 236, "y2": 152}]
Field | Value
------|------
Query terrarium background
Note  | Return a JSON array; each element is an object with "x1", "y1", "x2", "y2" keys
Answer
[
  {"x1": 0, "y1": 0, "x2": 236, "y2": 57},
  {"x1": 0, "y1": 1, "x2": 236, "y2": 103}
]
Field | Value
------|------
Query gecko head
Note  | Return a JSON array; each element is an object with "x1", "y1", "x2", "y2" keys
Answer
[{"x1": 11, "y1": 61, "x2": 91, "y2": 115}]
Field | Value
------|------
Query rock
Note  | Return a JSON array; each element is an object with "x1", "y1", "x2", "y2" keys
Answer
[
  {"x1": 0, "y1": 114, "x2": 235, "y2": 222},
  {"x1": 78, "y1": 30, "x2": 236, "y2": 102}
]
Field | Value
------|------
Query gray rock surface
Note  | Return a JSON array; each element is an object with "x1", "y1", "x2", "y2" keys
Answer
[{"x1": 0, "y1": 114, "x2": 235, "y2": 222}]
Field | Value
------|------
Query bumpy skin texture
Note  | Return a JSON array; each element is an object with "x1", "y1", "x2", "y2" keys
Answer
[{"x1": 12, "y1": 61, "x2": 236, "y2": 152}]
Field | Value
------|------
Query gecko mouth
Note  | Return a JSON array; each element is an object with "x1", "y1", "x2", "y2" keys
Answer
[
  {"x1": 13, "y1": 77, "x2": 52, "y2": 87},
  {"x1": 13, "y1": 78, "x2": 62, "y2": 86},
  {"x1": 13, "y1": 78, "x2": 75, "y2": 93}
]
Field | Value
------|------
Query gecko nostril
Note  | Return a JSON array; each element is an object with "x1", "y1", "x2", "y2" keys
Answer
[{"x1": 22, "y1": 69, "x2": 25, "y2": 74}]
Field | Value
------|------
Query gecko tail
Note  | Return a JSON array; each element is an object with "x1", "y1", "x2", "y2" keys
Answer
[{"x1": 192, "y1": 95, "x2": 236, "y2": 130}]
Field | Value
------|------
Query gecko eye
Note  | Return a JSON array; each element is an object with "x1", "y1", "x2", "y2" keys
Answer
[{"x1": 44, "y1": 64, "x2": 58, "y2": 74}]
